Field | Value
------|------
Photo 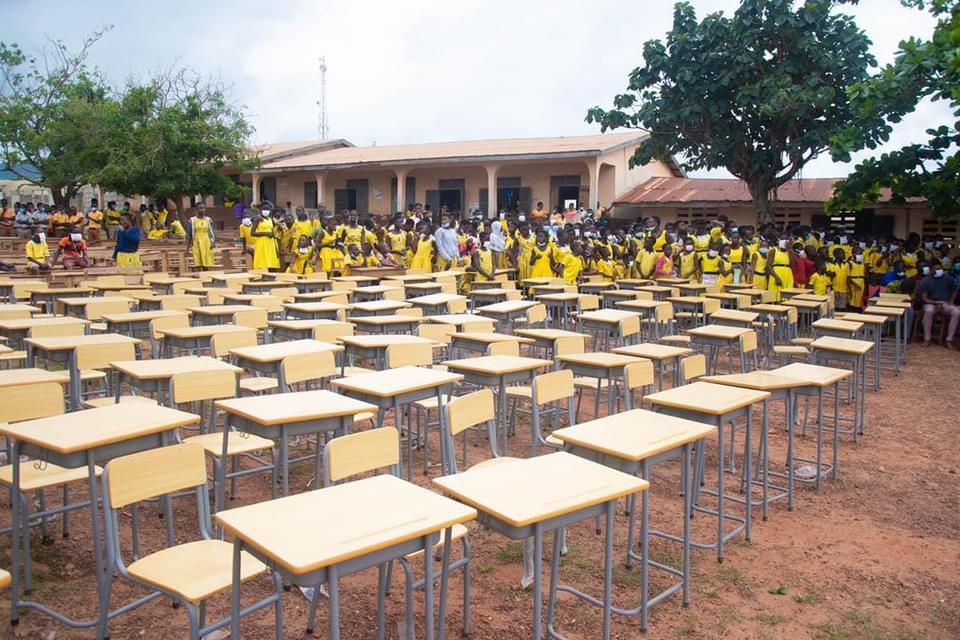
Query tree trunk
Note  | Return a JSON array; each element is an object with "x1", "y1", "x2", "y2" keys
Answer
[
  {"x1": 52, "y1": 184, "x2": 73, "y2": 209},
  {"x1": 749, "y1": 181, "x2": 775, "y2": 226}
]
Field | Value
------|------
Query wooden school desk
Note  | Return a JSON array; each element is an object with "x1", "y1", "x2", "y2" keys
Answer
[
  {"x1": 0, "y1": 316, "x2": 89, "y2": 347},
  {"x1": 535, "y1": 293, "x2": 582, "y2": 329},
  {"x1": 3, "y1": 402, "x2": 199, "y2": 637},
  {"x1": 423, "y1": 313, "x2": 495, "y2": 333},
  {"x1": 836, "y1": 312, "x2": 888, "y2": 389},
  {"x1": 348, "y1": 299, "x2": 413, "y2": 317},
  {"x1": 862, "y1": 305, "x2": 907, "y2": 374},
  {"x1": 102, "y1": 310, "x2": 188, "y2": 339},
  {"x1": 809, "y1": 336, "x2": 872, "y2": 437},
  {"x1": 59, "y1": 296, "x2": 133, "y2": 319},
  {"x1": 614, "y1": 299, "x2": 666, "y2": 340},
  {"x1": 26, "y1": 333, "x2": 141, "y2": 411},
  {"x1": 434, "y1": 452, "x2": 646, "y2": 640},
  {"x1": 331, "y1": 367, "x2": 463, "y2": 480},
  {"x1": 229, "y1": 339, "x2": 343, "y2": 391},
  {"x1": 512, "y1": 327, "x2": 590, "y2": 359},
  {"x1": 407, "y1": 293, "x2": 466, "y2": 316},
  {"x1": 576, "y1": 309, "x2": 641, "y2": 350},
  {"x1": 149, "y1": 276, "x2": 196, "y2": 295},
  {"x1": 403, "y1": 281, "x2": 445, "y2": 297},
  {"x1": 339, "y1": 334, "x2": 435, "y2": 371},
  {"x1": 552, "y1": 409, "x2": 715, "y2": 630},
  {"x1": 440, "y1": 355, "x2": 552, "y2": 453},
  {"x1": 282, "y1": 301, "x2": 349, "y2": 320},
  {"x1": 686, "y1": 324, "x2": 752, "y2": 374},
  {"x1": 347, "y1": 313, "x2": 422, "y2": 335},
  {"x1": 555, "y1": 352, "x2": 645, "y2": 418},
  {"x1": 187, "y1": 305, "x2": 252, "y2": 326},
  {"x1": 110, "y1": 356, "x2": 241, "y2": 405},
  {"x1": 349, "y1": 285, "x2": 403, "y2": 303},
  {"x1": 636, "y1": 285, "x2": 676, "y2": 301},
  {"x1": 29, "y1": 286, "x2": 94, "y2": 315},
  {"x1": 468, "y1": 288, "x2": 517, "y2": 308},
  {"x1": 447, "y1": 331, "x2": 533, "y2": 358},
  {"x1": 476, "y1": 300, "x2": 539, "y2": 332},
  {"x1": 578, "y1": 281, "x2": 617, "y2": 295},
  {"x1": 612, "y1": 342, "x2": 693, "y2": 390},
  {"x1": 215, "y1": 389, "x2": 376, "y2": 496},
  {"x1": 156, "y1": 324, "x2": 251, "y2": 357},
  {"x1": 645, "y1": 381, "x2": 770, "y2": 561},
  {"x1": 268, "y1": 318, "x2": 352, "y2": 342},
  {"x1": 217, "y1": 475, "x2": 475, "y2": 640}
]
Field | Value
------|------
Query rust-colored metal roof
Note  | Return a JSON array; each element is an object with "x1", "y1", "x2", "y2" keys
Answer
[
  {"x1": 260, "y1": 132, "x2": 646, "y2": 171},
  {"x1": 614, "y1": 177, "x2": 850, "y2": 206}
]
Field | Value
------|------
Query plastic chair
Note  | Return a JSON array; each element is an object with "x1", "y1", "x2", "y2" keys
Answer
[
  {"x1": 305, "y1": 428, "x2": 472, "y2": 639},
  {"x1": 101, "y1": 443, "x2": 282, "y2": 640}
]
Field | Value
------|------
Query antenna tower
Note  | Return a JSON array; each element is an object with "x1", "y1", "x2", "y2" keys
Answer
[{"x1": 317, "y1": 56, "x2": 329, "y2": 140}]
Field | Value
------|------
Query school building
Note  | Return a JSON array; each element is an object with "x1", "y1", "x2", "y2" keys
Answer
[
  {"x1": 228, "y1": 132, "x2": 682, "y2": 217},
  {"x1": 611, "y1": 176, "x2": 947, "y2": 239}
]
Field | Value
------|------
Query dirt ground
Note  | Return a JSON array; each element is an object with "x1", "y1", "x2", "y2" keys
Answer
[{"x1": 1, "y1": 342, "x2": 959, "y2": 640}]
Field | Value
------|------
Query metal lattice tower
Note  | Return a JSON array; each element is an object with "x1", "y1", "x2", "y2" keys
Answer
[{"x1": 317, "y1": 57, "x2": 329, "y2": 140}]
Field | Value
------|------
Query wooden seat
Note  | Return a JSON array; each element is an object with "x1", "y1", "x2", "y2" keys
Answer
[
  {"x1": 279, "y1": 350, "x2": 336, "y2": 390},
  {"x1": 679, "y1": 353, "x2": 706, "y2": 383},
  {"x1": 386, "y1": 342, "x2": 434, "y2": 368},
  {"x1": 149, "y1": 314, "x2": 190, "y2": 357},
  {"x1": 311, "y1": 321, "x2": 354, "y2": 344},
  {"x1": 0, "y1": 461, "x2": 102, "y2": 492},
  {"x1": 82, "y1": 395, "x2": 157, "y2": 409},
  {"x1": 75, "y1": 342, "x2": 136, "y2": 402},
  {"x1": 486, "y1": 341, "x2": 519, "y2": 357},
  {"x1": 103, "y1": 443, "x2": 277, "y2": 637},
  {"x1": 623, "y1": 359, "x2": 655, "y2": 409},
  {"x1": 184, "y1": 432, "x2": 274, "y2": 457},
  {"x1": 507, "y1": 369, "x2": 575, "y2": 456},
  {"x1": 238, "y1": 376, "x2": 279, "y2": 394},
  {"x1": 661, "y1": 334, "x2": 693, "y2": 345}
]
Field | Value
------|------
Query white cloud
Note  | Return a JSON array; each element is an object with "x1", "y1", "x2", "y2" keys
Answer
[{"x1": 2, "y1": 0, "x2": 950, "y2": 178}]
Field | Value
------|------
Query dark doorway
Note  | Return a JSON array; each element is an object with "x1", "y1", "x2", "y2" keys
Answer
[
  {"x1": 557, "y1": 185, "x2": 580, "y2": 209},
  {"x1": 259, "y1": 177, "x2": 277, "y2": 205},
  {"x1": 304, "y1": 181, "x2": 317, "y2": 209},
  {"x1": 438, "y1": 189, "x2": 461, "y2": 212}
]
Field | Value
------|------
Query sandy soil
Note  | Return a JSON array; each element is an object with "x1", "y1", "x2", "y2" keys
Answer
[{"x1": 2, "y1": 343, "x2": 959, "y2": 640}]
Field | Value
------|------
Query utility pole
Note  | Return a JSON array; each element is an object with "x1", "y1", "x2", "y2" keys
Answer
[{"x1": 316, "y1": 56, "x2": 329, "y2": 140}]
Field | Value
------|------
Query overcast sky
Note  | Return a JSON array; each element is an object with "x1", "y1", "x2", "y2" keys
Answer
[{"x1": 3, "y1": 0, "x2": 949, "y2": 179}]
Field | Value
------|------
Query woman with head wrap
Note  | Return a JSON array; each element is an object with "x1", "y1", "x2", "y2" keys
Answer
[{"x1": 489, "y1": 220, "x2": 508, "y2": 270}]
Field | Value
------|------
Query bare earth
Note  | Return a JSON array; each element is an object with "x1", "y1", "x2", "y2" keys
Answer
[{"x1": 2, "y1": 344, "x2": 959, "y2": 640}]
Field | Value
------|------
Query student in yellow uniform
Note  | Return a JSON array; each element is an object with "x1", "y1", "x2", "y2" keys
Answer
[
  {"x1": 104, "y1": 201, "x2": 122, "y2": 239},
  {"x1": 339, "y1": 212, "x2": 365, "y2": 252},
  {"x1": 186, "y1": 204, "x2": 216, "y2": 270},
  {"x1": 514, "y1": 223, "x2": 536, "y2": 282},
  {"x1": 826, "y1": 248, "x2": 850, "y2": 309},
  {"x1": 751, "y1": 241, "x2": 769, "y2": 290},
  {"x1": 86, "y1": 204, "x2": 104, "y2": 243},
  {"x1": 767, "y1": 236, "x2": 795, "y2": 301},
  {"x1": 386, "y1": 216, "x2": 409, "y2": 267},
  {"x1": 489, "y1": 220, "x2": 509, "y2": 271},
  {"x1": 314, "y1": 218, "x2": 342, "y2": 274},
  {"x1": 25, "y1": 228, "x2": 51, "y2": 273},
  {"x1": 560, "y1": 244, "x2": 585, "y2": 285},
  {"x1": 250, "y1": 209, "x2": 281, "y2": 271},
  {"x1": 287, "y1": 235, "x2": 316, "y2": 274},
  {"x1": 636, "y1": 236, "x2": 658, "y2": 279},
  {"x1": 700, "y1": 244, "x2": 723, "y2": 287},
  {"x1": 471, "y1": 235, "x2": 496, "y2": 282},
  {"x1": 808, "y1": 260, "x2": 833, "y2": 296},
  {"x1": 677, "y1": 241, "x2": 700, "y2": 282},
  {"x1": 727, "y1": 233, "x2": 747, "y2": 284},
  {"x1": 848, "y1": 247, "x2": 866, "y2": 309},
  {"x1": 595, "y1": 246, "x2": 617, "y2": 281},
  {"x1": 409, "y1": 223, "x2": 435, "y2": 272},
  {"x1": 289, "y1": 211, "x2": 314, "y2": 253},
  {"x1": 717, "y1": 246, "x2": 734, "y2": 289},
  {"x1": 168, "y1": 214, "x2": 186, "y2": 239},
  {"x1": 529, "y1": 230, "x2": 554, "y2": 279},
  {"x1": 238, "y1": 215, "x2": 253, "y2": 254}
]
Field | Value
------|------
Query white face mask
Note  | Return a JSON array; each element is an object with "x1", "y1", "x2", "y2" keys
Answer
[
  {"x1": 38, "y1": 232, "x2": 46, "y2": 242},
  {"x1": 934, "y1": 268, "x2": 944, "y2": 278},
  {"x1": 697, "y1": 234, "x2": 708, "y2": 241},
  {"x1": 855, "y1": 255, "x2": 864, "y2": 263},
  {"x1": 684, "y1": 244, "x2": 694, "y2": 252},
  {"x1": 922, "y1": 266, "x2": 930, "y2": 275},
  {"x1": 708, "y1": 249, "x2": 719, "y2": 258},
  {"x1": 261, "y1": 210, "x2": 271, "y2": 218},
  {"x1": 778, "y1": 240, "x2": 788, "y2": 249},
  {"x1": 241, "y1": 217, "x2": 252, "y2": 226},
  {"x1": 69, "y1": 233, "x2": 82, "y2": 242},
  {"x1": 298, "y1": 246, "x2": 311, "y2": 254},
  {"x1": 839, "y1": 236, "x2": 847, "y2": 244},
  {"x1": 517, "y1": 215, "x2": 526, "y2": 222},
  {"x1": 729, "y1": 227, "x2": 738, "y2": 234},
  {"x1": 859, "y1": 242, "x2": 866, "y2": 249}
]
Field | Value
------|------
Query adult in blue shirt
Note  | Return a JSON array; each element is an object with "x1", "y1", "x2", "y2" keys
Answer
[
  {"x1": 112, "y1": 213, "x2": 142, "y2": 268},
  {"x1": 918, "y1": 265, "x2": 959, "y2": 348}
]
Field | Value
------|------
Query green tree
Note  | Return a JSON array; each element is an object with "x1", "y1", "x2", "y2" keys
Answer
[
  {"x1": 586, "y1": 0, "x2": 877, "y2": 225},
  {"x1": 829, "y1": 0, "x2": 960, "y2": 220},
  {"x1": 0, "y1": 30, "x2": 113, "y2": 207},
  {"x1": 96, "y1": 68, "x2": 258, "y2": 206}
]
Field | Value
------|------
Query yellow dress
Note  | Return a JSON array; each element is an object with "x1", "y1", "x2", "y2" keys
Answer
[
  {"x1": 752, "y1": 252, "x2": 768, "y2": 290},
  {"x1": 716, "y1": 258, "x2": 732, "y2": 289},
  {"x1": 190, "y1": 216, "x2": 215, "y2": 268},
  {"x1": 596, "y1": 259, "x2": 615, "y2": 281},
  {"x1": 561, "y1": 254, "x2": 583, "y2": 285},
  {"x1": 290, "y1": 220, "x2": 314, "y2": 251},
  {"x1": 474, "y1": 249, "x2": 494, "y2": 282},
  {"x1": 169, "y1": 219, "x2": 186, "y2": 239},
  {"x1": 316, "y1": 229, "x2": 341, "y2": 274},
  {"x1": 387, "y1": 230, "x2": 408, "y2": 266},
  {"x1": 728, "y1": 246, "x2": 745, "y2": 283},
  {"x1": 251, "y1": 218, "x2": 280, "y2": 270},
  {"x1": 700, "y1": 254, "x2": 721, "y2": 286},
  {"x1": 638, "y1": 249, "x2": 657, "y2": 279},
  {"x1": 848, "y1": 261, "x2": 866, "y2": 307},
  {"x1": 341, "y1": 225, "x2": 364, "y2": 250},
  {"x1": 809, "y1": 273, "x2": 831, "y2": 295},
  {"x1": 287, "y1": 249, "x2": 315, "y2": 274},
  {"x1": 410, "y1": 235, "x2": 434, "y2": 272},
  {"x1": 767, "y1": 248, "x2": 794, "y2": 301},
  {"x1": 652, "y1": 231, "x2": 668, "y2": 251},
  {"x1": 827, "y1": 260, "x2": 849, "y2": 295},
  {"x1": 530, "y1": 245, "x2": 553, "y2": 278},
  {"x1": 678, "y1": 251, "x2": 699, "y2": 281},
  {"x1": 515, "y1": 232, "x2": 536, "y2": 282}
]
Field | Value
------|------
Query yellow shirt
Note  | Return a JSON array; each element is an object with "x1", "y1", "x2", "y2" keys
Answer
[
  {"x1": 827, "y1": 260, "x2": 849, "y2": 293},
  {"x1": 561, "y1": 254, "x2": 583, "y2": 285},
  {"x1": 26, "y1": 240, "x2": 49, "y2": 261},
  {"x1": 809, "y1": 272, "x2": 832, "y2": 295},
  {"x1": 638, "y1": 249, "x2": 658, "y2": 278},
  {"x1": 87, "y1": 210, "x2": 104, "y2": 229}
]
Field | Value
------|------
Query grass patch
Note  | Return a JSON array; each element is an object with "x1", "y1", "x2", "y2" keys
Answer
[
  {"x1": 756, "y1": 611, "x2": 788, "y2": 626},
  {"x1": 495, "y1": 541, "x2": 524, "y2": 564},
  {"x1": 812, "y1": 608, "x2": 927, "y2": 640},
  {"x1": 795, "y1": 588, "x2": 824, "y2": 605},
  {"x1": 475, "y1": 562, "x2": 494, "y2": 575},
  {"x1": 613, "y1": 564, "x2": 644, "y2": 588},
  {"x1": 715, "y1": 565, "x2": 751, "y2": 590}
]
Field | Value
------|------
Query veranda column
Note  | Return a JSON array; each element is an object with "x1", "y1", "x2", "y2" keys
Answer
[
  {"x1": 485, "y1": 164, "x2": 499, "y2": 218},
  {"x1": 395, "y1": 168, "x2": 408, "y2": 214}
]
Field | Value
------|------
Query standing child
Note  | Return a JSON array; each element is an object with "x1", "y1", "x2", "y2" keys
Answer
[
  {"x1": 287, "y1": 235, "x2": 316, "y2": 274},
  {"x1": 827, "y1": 248, "x2": 850, "y2": 309}
]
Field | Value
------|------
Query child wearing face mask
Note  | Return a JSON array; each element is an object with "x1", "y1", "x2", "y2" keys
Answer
[
  {"x1": 827, "y1": 248, "x2": 850, "y2": 309},
  {"x1": 678, "y1": 240, "x2": 700, "y2": 282},
  {"x1": 55, "y1": 227, "x2": 89, "y2": 269},
  {"x1": 699, "y1": 242, "x2": 723, "y2": 287},
  {"x1": 286, "y1": 235, "x2": 316, "y2": 274},
  {"x1": 25, "y1": 228, "x2": 52, "y2": 273},
  {"x1": 751, "y1": 240, "x2": 769, "y2": 290}
]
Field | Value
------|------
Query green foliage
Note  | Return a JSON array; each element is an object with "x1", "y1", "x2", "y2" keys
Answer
[
  {"x1": 0, "y1": 30, "x2": 113, "y2": 205},
  {"x1": 586, "y1": 0, "x2": 878, "y2": 224},
  {"x1": 0, "y1": 29, "x2": 255, "y2": 205},
  {"x1": 829, "y1": 0, "x2": 960, "y2": 219}
]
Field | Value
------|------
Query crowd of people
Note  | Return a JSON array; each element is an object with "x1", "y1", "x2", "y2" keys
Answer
[{"x1": 6, "y1": 194, "x2": 959, "y2": 348}]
